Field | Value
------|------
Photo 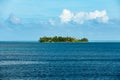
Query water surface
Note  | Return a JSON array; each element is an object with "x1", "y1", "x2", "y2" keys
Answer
[{"x1": 0, "y1": 42, "x2": 120, "y2": 80}]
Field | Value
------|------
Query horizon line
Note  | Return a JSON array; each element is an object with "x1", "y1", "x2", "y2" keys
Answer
[{"x1": 0, "y1": 40, "x2": 120, "y2": 43}]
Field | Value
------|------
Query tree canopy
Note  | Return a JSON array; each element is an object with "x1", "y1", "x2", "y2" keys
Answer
[{"x1": 39, "y1": 36, "x2": 88, "y2": 42}]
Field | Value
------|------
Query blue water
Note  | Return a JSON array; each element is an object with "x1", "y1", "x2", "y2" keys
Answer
[{"x1": 0, "y1": 42, "x2": 120, "y2": 80}]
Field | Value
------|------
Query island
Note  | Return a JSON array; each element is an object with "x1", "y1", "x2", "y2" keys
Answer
[{"x1": 39, "y1": 36, "x2": 88, "y2": 42}]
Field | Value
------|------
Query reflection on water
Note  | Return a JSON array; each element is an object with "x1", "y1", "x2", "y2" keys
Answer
[
  {"x1": 0, "y1": 61, "x2": 47, "y2": 65},
  {"x1": 0, "y1": 42, "x2": 120, "y2": 80}
]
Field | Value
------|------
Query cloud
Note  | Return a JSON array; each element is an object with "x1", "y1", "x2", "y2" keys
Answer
[
  {"x1": 59, "y1": 9, "x2": 74, "y2": 23},
  {"x1": 49, "y1": 19, "x2": 55, "y2": 26},
  {"x1": 59, "y1": 9, "x2": 109, "y2": 24},
  {"x1": 7, "y1": 13, "x2": 21, "y2": 24}
]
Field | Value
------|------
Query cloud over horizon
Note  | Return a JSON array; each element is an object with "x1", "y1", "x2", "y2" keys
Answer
[
  {"x1": 6, "y1": 13, "x2": 21, "y2": 24},
  {"x1": 59, "y1": 9, "x2": 109, "y2": 24}
]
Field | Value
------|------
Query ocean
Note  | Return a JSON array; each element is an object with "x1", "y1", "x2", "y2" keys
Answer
[{"x1": 0, "y1": 42, "x2": 120, "y2": 80}]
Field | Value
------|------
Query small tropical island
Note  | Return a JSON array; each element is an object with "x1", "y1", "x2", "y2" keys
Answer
[{"x1": 39, "y1": 36, "x2": 88, "y2": 42}]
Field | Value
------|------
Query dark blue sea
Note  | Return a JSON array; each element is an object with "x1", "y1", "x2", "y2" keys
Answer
[{"x1": 0, "y1": 42, "x2": 120, "y2": 80}]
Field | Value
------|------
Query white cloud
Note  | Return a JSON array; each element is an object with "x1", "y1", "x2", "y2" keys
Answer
[
  {"x1": 88, "y1": 10, "x2": 109, "y2": 23},
  {"x1": 7, "y1": 13, "x2": 21, "y2": 24},
  {"x1": 59, "y1": 9, "x2": 109, "y2": 24},
  {"x1": 59, "y1": 9, "x2": 73, "y2": 23},
  {"x1": 73, "y1": 12, "x2": 88, "y2": 24}
]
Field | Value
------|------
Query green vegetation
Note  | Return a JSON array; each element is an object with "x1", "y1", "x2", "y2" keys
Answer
[{"x1": 39, "y1": 36, "x2": 88, "y2": 42}]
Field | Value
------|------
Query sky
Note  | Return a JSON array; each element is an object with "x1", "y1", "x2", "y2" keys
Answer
[{"x1": 0, "y1": 0, "x2": 120, "y2": 41}]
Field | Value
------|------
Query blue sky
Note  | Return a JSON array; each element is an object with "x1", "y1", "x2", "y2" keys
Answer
[{"x1": 0, "y1": 0, "x2": 120, "y2": 41}]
